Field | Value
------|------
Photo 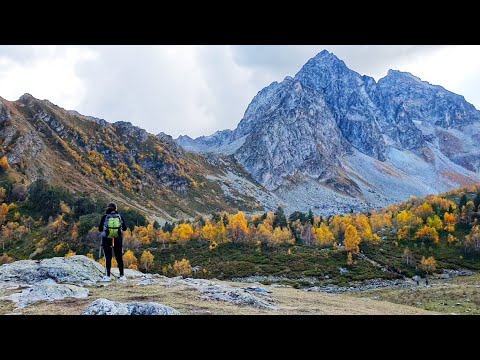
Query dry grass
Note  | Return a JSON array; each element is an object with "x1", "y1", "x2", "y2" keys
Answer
[
  {"x1": 1, "y1": 279, "x2": 434, "y2": 315},
  {"x1": 355, "y1": 275, "x2": 480, "y2": 315}
]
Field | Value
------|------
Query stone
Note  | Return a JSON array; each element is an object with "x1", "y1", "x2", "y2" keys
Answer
[
  {"x1": 1, "y1": 280, "x2": 89, "y2": 308},
  {"x1": 82, "y1": 298, "x2": 180, "y2": 315},
  {"x1": 0, "y1": 255, "x2": 106, "y2": 286}
]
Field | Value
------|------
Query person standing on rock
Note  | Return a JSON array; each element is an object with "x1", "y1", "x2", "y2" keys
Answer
[{"x1": 98, "y1": 202, "x2": 127, "y2": 282}]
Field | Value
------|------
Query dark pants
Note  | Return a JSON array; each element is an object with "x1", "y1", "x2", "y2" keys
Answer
[{"x1": 102, "y1": 238, "x2": 124, "y2": 276}]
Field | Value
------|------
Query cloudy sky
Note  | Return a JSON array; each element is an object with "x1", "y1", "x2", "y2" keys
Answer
[{"x1": 0, "y1": 45, "x2": 479, "y2": 138}]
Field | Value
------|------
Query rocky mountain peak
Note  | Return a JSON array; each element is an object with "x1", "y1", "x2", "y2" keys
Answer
[
  {"x1": 17, "y1": 93, "x2": 36, "y2": 105},
  {"x1": 174, "y1": 49, "x2": 480, "y2": 214}
]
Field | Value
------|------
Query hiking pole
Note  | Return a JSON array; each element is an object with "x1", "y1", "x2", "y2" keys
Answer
[{"x1": 99, "y1": 235, "x2": 107, "y2": 277}]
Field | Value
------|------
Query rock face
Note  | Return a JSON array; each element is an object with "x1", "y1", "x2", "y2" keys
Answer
[
  {"x1": 1, "y1": 279, "x2": 89, "y2": 308},
  {"x1": 166, "y1": 277, "x2": 278, "y2": 310},
  {"x1": 176, "y1": 50, "x2": 480, "y2": 214},
  {"x1": 294, "y1": 50, "x2": 387, "y2": 161},
  {"x1": 0, "y1": 256, "x2": 106, "y2": 286},
  {"x1": 82, "y1": 298, "x2": 180, "y2": 315}
]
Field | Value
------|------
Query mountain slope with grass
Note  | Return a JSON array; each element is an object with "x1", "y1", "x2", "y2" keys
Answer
[{"x1": 0, "y1": 94, "x2": 279, "y2": 223}]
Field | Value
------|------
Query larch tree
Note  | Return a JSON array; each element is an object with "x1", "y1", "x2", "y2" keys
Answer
[
  {"x1": 426, "y1": 215, "x2": 443, "y2": 231},
  {"x1": 201, "y1": 221, "x2": 216, "y2": 242},
  {"x1": 173, "y1": 258, "x2": 192, "y2": 278},
  {"x1": 447, "y1": 234, "x2": 458, "y2": 245},
  {"x1": 123, "y1": 249, "x2": 138, "y2": 269},
  {"x1": 0, "y1": 156, "x2": 9, "y2": 171},
  {"x1": 227, "y1": 212, "x2": 249, "y2": 243},
  {"x1": 460, "y1": 201, "x2": 475, "y2": 225},
  {"x1": 402, "y1": 247, "x2": 413, "y2": 265},
  {"x1": 415, "y1": 202, "x2": 434, "y2": 222},
  {"x1": 71, "y1": 223, "x2": 79, "y2": 242},
  {"x1": 65, "y1": 250, "x2": 76, "y2": 258},
  {"x1": 369, "y1": 212, "x2": 393, "y2": 233},
  {"x1": 420, "y1": 256, "x2": 437, "y2": 277},
  {"x1": 140, "y1": 250, "x2": 155, "y2": 272},
  {"x1": 313, "y1": 223, "x2": 335, "y2": 247},
  {"x1": 443, "y1": 212, "x2": 457, "y2": 233},
  {"x1": 414, "y1": 225, "x2": 439, "y2": 244},
  {"x1": 465, "y1": 224, "x2": 480, "y2": 252},
  {"x1": 330, "y1": 216, "x2": 352, "y2": 243},
  {"x1": 172, "y1": 223, "x2": 194, "y2": 244},
  {"x1": 0, "y1": 187, "x2": 6, "y2": 203},
  {"x1": 344, "y1": 224, "x2": 361, "y2": 254}
]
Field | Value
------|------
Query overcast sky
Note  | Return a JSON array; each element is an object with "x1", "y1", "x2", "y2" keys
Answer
[{"x1": 0, "y1": 45, "x2": 479, "y2": 138}]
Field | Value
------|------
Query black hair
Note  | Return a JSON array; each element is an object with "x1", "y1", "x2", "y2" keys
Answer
[{"x1": 106, "y1": 202, "x2": 117, "y2": 213}]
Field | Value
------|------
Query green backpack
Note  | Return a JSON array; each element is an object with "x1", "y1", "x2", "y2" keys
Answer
[{"x1": 104, "y1": 214, "x2": 122, "y2": 239}]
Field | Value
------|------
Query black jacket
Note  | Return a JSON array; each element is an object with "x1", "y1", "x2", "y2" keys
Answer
[{"x1": 98, "y1": 210, "x2": 127, "y2": 241}]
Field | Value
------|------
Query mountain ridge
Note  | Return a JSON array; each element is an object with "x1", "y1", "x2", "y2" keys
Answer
[{"x1": 176, "y1": 50, "x2": 480, "y2": 214}]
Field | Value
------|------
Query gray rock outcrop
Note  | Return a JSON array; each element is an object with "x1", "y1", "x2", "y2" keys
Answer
[
  {"x1": 82, "y1": 298, "x2": 180, "y2": 315},
  {"x1": 1, "y1": 279, "x2": 89, "y2": 308}
]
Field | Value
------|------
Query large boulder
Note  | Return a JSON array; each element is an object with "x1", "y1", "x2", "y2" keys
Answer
[
  {"x1": 82, "y1": 298, "x2": 180, "y2": 315},
  {"x1": 0, "y1": 279, "x2": 89, "y2": 308},
  {"x1": 0, "y1": 255, "x2": 107, "y2": 286}
]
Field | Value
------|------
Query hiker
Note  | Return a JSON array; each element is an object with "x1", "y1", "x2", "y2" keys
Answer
[
  {"x1": 98, "y1": 202, "x2": 127, "y2": 282},
  {"x1": 425, "y1": 277, "x2": 429, "y2": 286}
]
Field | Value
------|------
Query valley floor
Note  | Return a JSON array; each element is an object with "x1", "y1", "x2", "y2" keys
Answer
[{"x1": 0, "y1": 277, "x2": 435, "y2": 315}]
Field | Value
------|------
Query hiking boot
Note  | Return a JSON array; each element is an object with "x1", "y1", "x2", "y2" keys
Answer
[
  {"x1": 100, "y1": 276, "x2": 112, "y2": 282},
  {"x1": 119, "y1": 275, "x2": 127, "y2": 282}
]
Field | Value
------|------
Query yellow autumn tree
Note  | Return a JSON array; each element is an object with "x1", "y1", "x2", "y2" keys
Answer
[
  {"x1": 414, "y1": 225, "x2": 439, "y2": 244},
  {"x1": 214, "y1": 221, "x2": 228, "y2": 243},
  {"x1": 201, "y1": 221, "x2": 216, "y2": 241},
  {"x1": 54, "y1": 242, "x2": 65, "y2": 254},
  {"x1": 0, "y1": 203, "x2": 9, "y2": 225},
  {"x1": 65, "y1": 250, "x2": 76, "y2": 258},
  {"x1": 123, "y1": 228, "x2": 141, "y2": 250},
  {"x1": 415, "y1": 202, "x2": 434, "y2": 222},
  {"x1": 443, "y1": 212, "x2": 457, "y2": 233},
  {"x1": 136, "y1": 223, "x2": 155, "y2": 245},
  {"x1": 447, "y1": 234, "x2": 458, "y2": 245},
  {"x1": 313, "y1": 223, "x2": 335, "y2": 246},
  {"x1": 397, "y1": 225, "x2": 412, "y2": 241},
  {"x1": 330, "y1": 215, "x2": 352, "y2": 242},
  {"x1": 59, "y1": 201, "x2": 72, "y2": 215},
  {"x1": 140, "y1": 250, "x2": 154, "y2": 272},
  {"x1": 227, "y1": 212, "x2": 249, "y2": 243},
  {"x1": 369, "y1": 212, "x2": 393, "y2": 232},
  {"x1": 156, "y1": 228, "x2": 171, "y2": 246},
  {"x1": 49, "y1": 214, "x2": 67, "y2": 235},
  {"x1": 123, "y1": 249, "x2": 138, "y2": 269},
  {"x1": 0, "y1": 187, "x2": 5, "y2": 203},
  {"x1": 173, "y1": 258, "x2": 192, "y2": 278},
  {"x1": 344, "y1": 224, "x2": 361, "y2": 254},
  {"x1": 420, "y1": 256, "x2": 437, "y2": 275},
  {"x1": 395, "y1": 210, "x2": 423, "y2": 228},
  {"x1": 0, "y1": 156, "x2": 9, "y2": 170},
  {"x1": 460, "y1": 201, "x2": 475, "y2": 225},
  {"x1": 256, "y1": 223, "x2": 273, "y2": 243},
  {"x1": 86, "y1": 253, "x2": 95, "y2": 260},
  {"x1": 171, "y1": 223, "x2": 194, "y2": 244},
  {"x1": 347, "y1": 252, "x2": 353, "y2": 266},
  {"x1": 209, "y1": 241, "x2": 218, "y2": 251},
  {"x1": 354, "y1": 214, "x2": 380, "y2": 243},
  {"x1": 426, "y1": 215, "x2": 443, "y2": 231},
  {"x1": 465, "y1": 225, "x2": 480, "y2": 252},
  {"x1": 271, "y1": 227, "x2": 295, "y2": 246},
  {"x1": 71, "y1": 223, "x2": 79, "y2": 242}
]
